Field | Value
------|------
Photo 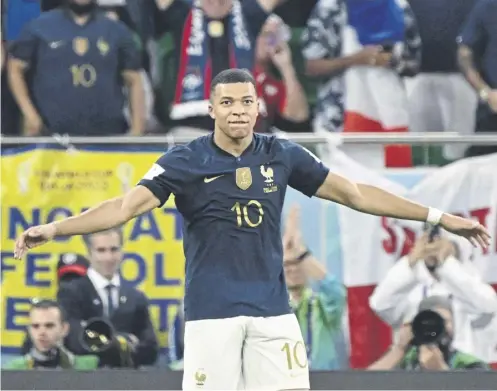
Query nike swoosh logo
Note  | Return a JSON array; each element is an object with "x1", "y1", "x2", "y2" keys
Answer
[{"x1": 204, "y1": 175, "x2": 224, "y2": 183}]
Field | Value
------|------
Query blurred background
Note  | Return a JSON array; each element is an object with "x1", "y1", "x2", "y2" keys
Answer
[{"x1": 1, "y1": 0, "x2": 497, "y2": 376}]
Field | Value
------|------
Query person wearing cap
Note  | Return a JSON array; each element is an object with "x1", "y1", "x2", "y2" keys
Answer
[
  {"x1": 369, "y1": 226, "x2": 497, "y2": 363},
  {"x1": 368, "y1": 295, "x2": 488, "y2": 370},
  {"x1": 57, "y1": 253, "x2": 91, "y2": 283}
]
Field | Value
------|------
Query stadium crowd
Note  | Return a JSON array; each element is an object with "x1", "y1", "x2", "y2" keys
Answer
[{"x1": 1, "y1": 0, "x2": 497, "y2": 373}]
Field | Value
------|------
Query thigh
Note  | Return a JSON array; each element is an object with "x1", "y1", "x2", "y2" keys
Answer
[
  {"x1": 243, "y1": 314, "x2": 310, "y2": 391},
  {"x1": 182, "y1": 317, "x2": 245, "y2": 391}
]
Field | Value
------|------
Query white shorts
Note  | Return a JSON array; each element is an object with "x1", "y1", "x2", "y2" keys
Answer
[{"x1": 182, "y1": 313, "x2": 310, "y2": 390}]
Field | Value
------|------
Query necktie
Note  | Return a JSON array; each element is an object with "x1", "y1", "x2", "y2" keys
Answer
[{"x1": 105, "y1": 284, "x2": 115, "y2": 316}]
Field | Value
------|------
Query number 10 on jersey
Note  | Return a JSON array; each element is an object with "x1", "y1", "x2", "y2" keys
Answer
[{"x1": 231, "y1": 200, "x2": 264, "y2": 228}]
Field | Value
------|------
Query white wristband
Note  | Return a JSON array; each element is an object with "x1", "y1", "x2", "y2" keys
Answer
[{"x1": 426, "y1": 207, "x2": 443, "y2": 226}]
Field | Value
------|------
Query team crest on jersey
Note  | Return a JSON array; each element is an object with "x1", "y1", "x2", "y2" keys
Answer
[
  {"x1": 195, "y1": 369, "x2": 206, "y2": 387},
  {"x1": 261, "y1": 165, "x2": 278, "y2": 193},
  {"x1": 73, "y1": 37, "x2": 89, "y2": 56},
  {"x1": 235, "y1": 167, "x2": 252, "y2": 190},
  {"x1": 97, "y1": 38, "x2": 109, "y2": 56}
]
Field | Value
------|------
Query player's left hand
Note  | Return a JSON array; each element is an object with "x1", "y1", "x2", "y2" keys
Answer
[{"x1": 440, "y1": 214, "x2": 491, "y2": 250}]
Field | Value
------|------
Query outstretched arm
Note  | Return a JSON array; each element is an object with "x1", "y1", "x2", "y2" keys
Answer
[
  {"x1": 315, "y1": 172, "x2": 490, "y2": 249},
  {"x1": 14, "y1": 186, "x2": 160, "y2": 259}
]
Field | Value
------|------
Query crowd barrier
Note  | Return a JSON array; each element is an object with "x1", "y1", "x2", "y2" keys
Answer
[
  {"x1": 3, "y1": 132, "x2": 497, "y2": 145},
  {"x1": 2, "y1": 369, "x2": 497, "y2": 390}
]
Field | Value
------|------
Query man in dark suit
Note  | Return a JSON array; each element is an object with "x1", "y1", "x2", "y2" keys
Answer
[{"x1": 57, "y1": 227, "x2": 158, "y2": 368}]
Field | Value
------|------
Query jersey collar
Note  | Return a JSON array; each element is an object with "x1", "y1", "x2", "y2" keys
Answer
[{"x1": 208, "y1": 133, "x2": 256, "y2": 158}]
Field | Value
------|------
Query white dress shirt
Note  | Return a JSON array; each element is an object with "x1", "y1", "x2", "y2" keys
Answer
[
  {"x1": 87, "y1": 268, "x2": 121, "y2": 317},
  {"x1": 369, "y1": 256, "x2": 497, "y2": 362}
]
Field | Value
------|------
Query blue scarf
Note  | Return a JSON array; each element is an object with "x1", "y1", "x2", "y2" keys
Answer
[
  {"x1": 174, "y1": 0, "x2": 254, "y2": 106},
  {"x1": 345, "y1": 0, "x2": 405, "y2": 46}
]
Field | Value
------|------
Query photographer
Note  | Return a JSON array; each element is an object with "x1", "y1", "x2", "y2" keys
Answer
[
  {"x1": 368, "y1": 296, "x2": 488, "y2": 370},
  {"x1": 369, "y1": 225, "x2": 497, "y2": 361},
  {"x1": 4, "y1": 300, "x2": 98, "y2": 370}
]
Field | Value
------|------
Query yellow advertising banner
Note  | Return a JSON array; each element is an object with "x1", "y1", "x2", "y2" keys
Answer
[{"x1": 1, "y1": 146, "x2": 185, "y2": 353}]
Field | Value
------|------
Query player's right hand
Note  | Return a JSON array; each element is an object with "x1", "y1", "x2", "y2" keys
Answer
[{"x1": 14, "y1": 223, "x2": 57, "y2": 259}]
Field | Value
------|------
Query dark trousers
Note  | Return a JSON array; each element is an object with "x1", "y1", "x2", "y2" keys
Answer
[{"x1": 465, "y1": 104, "x2": 497, "y2": 157}]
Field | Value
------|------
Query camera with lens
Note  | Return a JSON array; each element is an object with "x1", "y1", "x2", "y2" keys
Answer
[
  {"x1": 80, "y1": 317, "x2": 135, "y2": 368},
  {"x1": 411, "y1": 309, "x2": 450, "y2": 348}
]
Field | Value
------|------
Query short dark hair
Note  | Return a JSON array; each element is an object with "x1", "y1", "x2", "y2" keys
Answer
[
  {"x1": 82, "y1": 227, "x2": 124, "y2": 251},
  {"x1": 210, "y1": 68, "x2": 257, "y2": 97},
  {"x1": 30, "y1": 299, "x2": 67, "y2": 323}
]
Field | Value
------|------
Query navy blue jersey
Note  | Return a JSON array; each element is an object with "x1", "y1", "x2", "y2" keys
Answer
[
  {"x1": 138, "y1": 134, "x2": 329, "y2": 321},
  {"x1": 458, "y1": 0, "x2": 497, "y2": 88},
  {"x1": 9, "y1": 9, "x2": 141, "y2": 135}
]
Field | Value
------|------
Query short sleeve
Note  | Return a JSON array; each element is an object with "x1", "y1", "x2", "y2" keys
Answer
[
  {"x1": 242, "y1": 0, "x2": 269, "y2": 39},
  {"x1": 117, "y1": 23, "x2": 142, "y2": 71},
  {"x1": 8, "y1": 23, "x2": 39, "y2": 65},
  {"x1": 137, "y1": 146, "x2": 190, "y2": 207},
  {"x1": 458, "y1": 0, "x2": 488, "y2": 50},
  {"x1": 301, "y1": 0, "x2": 343, "y2": 61},
  {"x1": 284, "y1": 141, "x2": 329, "y2": 197}
]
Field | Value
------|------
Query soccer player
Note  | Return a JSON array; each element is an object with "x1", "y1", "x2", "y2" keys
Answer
[{"x1": 15, "y1": 69, "x2": 490, "y2": 390}]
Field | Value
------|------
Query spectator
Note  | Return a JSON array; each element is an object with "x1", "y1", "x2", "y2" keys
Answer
[
  {"x1": 4, "y1": 300, "x2": 99, "y2": 370},
  {"x1": 283, "y1": 205, "x2": 347, "y2": 370},
  {"x1": 254, "y1": 15, "x2": 310, "y2": 133},
  {"x1": 369, "y1": 226, "x2": 497, "y2": 362},
  {"x1": 368, "y1": 296, "x2": 489, "y2": 370},
  {"x1": 8, "y1": 0, "x2": 145, "y2": 137},
  {"x1": 152, "y1": 0, "x2": 290, "y2": 132},
  {"x1": 57, "y1": 228, "x2": 159, "y2": 368},
  {"x1": 301, "y1": 0, "x2": 420, "y2": 146},
  {"x1": 99, "y1": 0, "x2": 159, "y2": 132},
  {"x1": 406, "y1": 0, "x2": 479, "y2": 161},
  {"x1": 457, "y1": 0, "x2": 497, "y2": 158}
]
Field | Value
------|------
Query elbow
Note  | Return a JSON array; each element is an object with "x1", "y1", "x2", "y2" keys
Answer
[{"x1": 368, "y1": 291, "x2": 398, "y2": 325}]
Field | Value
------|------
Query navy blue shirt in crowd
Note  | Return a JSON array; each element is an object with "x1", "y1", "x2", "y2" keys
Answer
[
  {"x1": 138, "y1": 134, "x2": 329, "y2": 321},
  {"x1": 9, "y1": 9, "x2": 141, "y2": 136},
  {"x1": 458, "y1": 0, "x2": 497, "y2": 88},
  {"x1": 408, "y1": 0, "x2": 478, "y2": 73}
]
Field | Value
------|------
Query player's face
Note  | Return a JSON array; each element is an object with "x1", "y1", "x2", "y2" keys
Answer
[
  {"x1": 209, "y1": 82, "x2": 259, "y2": 140},
  {"x1": 29, "y1": 308, "x2": 68, "y2": 353},
  {"x1": 201, "y1": 0, "x2": 232, "y2": 19},
  {"x1": 283, "y1": 261, "x2": 307, "y2": 289},
  {"x1": 88, "y1": 232, "x2": 123, "y2": 279}
]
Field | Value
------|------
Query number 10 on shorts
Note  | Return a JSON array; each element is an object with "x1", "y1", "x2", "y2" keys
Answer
[{"x1": 281, "y1": 341, "x2": 308, "y2": 370}]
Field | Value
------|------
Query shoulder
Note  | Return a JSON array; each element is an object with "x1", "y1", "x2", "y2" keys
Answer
[
  {"x1": 24, "y1": 10, "x2": 63, "y2": 32},
  {"x1": 155, "y1": 144, "x2": 193, "y2": 167},
  {"x1": 309, "y1": 0, "x2": 344, "y2": 22},
  {"x1": 452, "y1": 351, "x2": 489, "y2": 369},
  {"x1": 74, "y1": 355, "x2": 99, "y2": 369}
]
